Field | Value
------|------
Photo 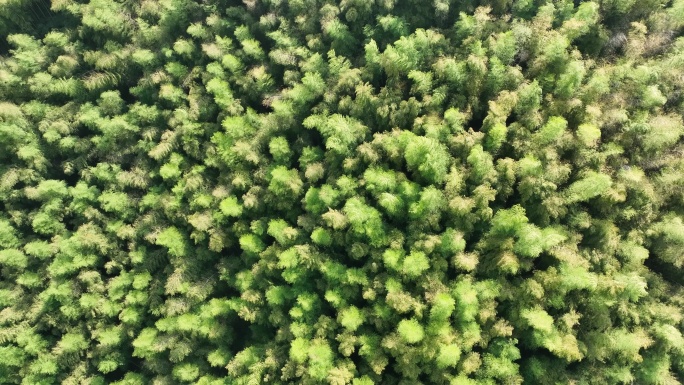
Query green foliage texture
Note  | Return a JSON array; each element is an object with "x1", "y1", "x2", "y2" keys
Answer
[{"x1": 1, "y1": 0, "x2": 684, "y2": 384}]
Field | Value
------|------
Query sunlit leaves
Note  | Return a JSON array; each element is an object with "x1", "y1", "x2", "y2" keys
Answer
[
  {"x1": 269, "y1": 136, "x2": 292, "y2": 164},
  {"x1": 0, "y1": 0, "x2": 683, "y2": 383},
  {"x1": 219, "y1": 196, "x2": 243, "y2": 218},
  {"x1": 339, "y1": 306, "x2": 364, "y2": 331},
  {"x1": 268, "y1": 166, "x2": 303, "y2": 198},
  {"x1": 403, "y1": 134, "x2": 450, "y2": 184},
  {"x1": 536, "y1": 116, "x2": 567, "y2": 145},
  {"x1": 0, "y1": 249, "x2": 28, "y2": 270},
  {"x1": 397, "y1": 319, "x2": 425, "y2": 344},
  {"x1": 0, "y1": 220, "x2": 20, "y2": 248},
  {"x1": 564, "y1": 172, "x2": 612, "y2": 203},
  {"x1": 156, "y1": 227, "x2": 187, "y2": 257},
  {"x1": 304, "y1": 114, "x2": 368, "y2": 156},
  {"x1": 430, "y1": 292, "x2": 456, "y2": 321},
  {"x1": 467, "y1": 145, "x2": 495, "y2": 184},
  {"x1": 576, "y1": 123, "x2": 601, "y2": 147},
  {"x1": 311, "y1": 227, "x2": 332, "y2": 246},
  {"x1": 173, "y1": 362, "x2": 200, "y2": 382},
  {"x1": 401, "y1": 251, "x2": 430, "y2": 278},
  {"x1": 343, "y1": 197, "x2": 386, "y2": 246}
]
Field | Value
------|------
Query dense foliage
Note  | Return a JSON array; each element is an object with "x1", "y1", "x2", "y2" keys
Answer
[{"x1": 1, "y1": 0, "x2": 684, "y2": 384}]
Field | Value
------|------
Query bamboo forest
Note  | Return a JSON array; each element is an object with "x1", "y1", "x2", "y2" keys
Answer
[{"x1": 1, "y1": 0, "x2": 683, "y2": 384}]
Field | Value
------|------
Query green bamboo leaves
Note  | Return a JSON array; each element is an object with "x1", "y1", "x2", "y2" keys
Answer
[
  {"x1": 564, "y1": 172, "x2": 612, "y2": 203},
  {"x1": 304, "y1": 114, "x2": 368, "y2": 156},
  {"x1": 0, "y1": 0, "x2": 683, "y2": 383},
  {"x1": 397, "y1": 319, "x2": 425, "y2": 344},
  {"x1": 403, "y1": 133, "x2": 450, "y2": 185}
]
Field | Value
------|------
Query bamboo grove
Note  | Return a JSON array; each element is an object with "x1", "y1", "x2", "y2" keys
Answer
[{"x1": 1, "y1": 0, "x2": 684, "y2": 384}]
